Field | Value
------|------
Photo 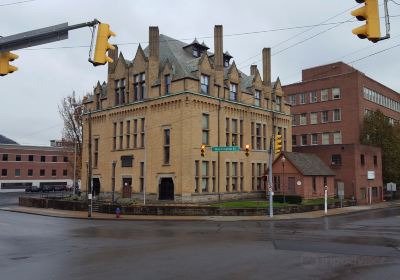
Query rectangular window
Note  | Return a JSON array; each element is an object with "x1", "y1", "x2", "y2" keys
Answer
[
  {"x1": 360, "y1": 154, "x2": 365, "y2": 166},
  {"x1": 200, "y1": 75, "x2": 209, "y2": 94},
  {"x1": 15, "y1": 169, "x2": 20, "y2": 177},
  {"x1": 310, "y1": 92, "x2": 317, "y2": 103},
  {"x1": 28, "y1": 169, "x2": 33, "y2": 177},
  {"x1": 115, "y1": 78, "x2": 126, "y2": 105},
  {"x1": 289, "y1": 95, "x2": 296, "y2": 105},
  {"x1": 212, "y1": 161, "x2": 216, "y2": 192},
  {"x1": 163, "y1": 128, "x2": 170, "y2": 164},
  {"x1": 63, "y1": 169, "x2": 68, "y2": 176},
  {"x1": 2, "y1": 154, "x2": 8, "y2": 161},
  {"x1": 113, "y1": 122, "x2": 117, "y2": 150},
  {"x1": 300, "y1": 93, "x2": 306, "y2": 104},
  {"x1": 52, "y1": 156, "x2": 57, "y2": 162},
  {"x1": 29, "y1": 155, "x2": 34, "y2": 161},
  {"x1": 140, "y1": 162, "x2": 145, "y2": 192},
  {"x1": 226, "y1": 118, "x2": 230, "y2": 146},
  {"x1": 231, "y1": 119, "x2": 238, "y2": 146},
  {"x1": 119, "y1": 121, "x2": 123, "y2": 150},
  {"x1": 202, "y1": 114, "x2": 209, "y2": 145},
  {"x1": 40, "y1": 169, "x2": 45, "y2": 176},
  {"x1": 321, "y1": 111, "x2": 328, "y2": 123},
  {"x1": 165, "y1": 74, "x2": 171, "y2": 95},
  {"x1": 251, "y1": 163, "x2": 255, "y2": 191},
  {"x1": 140, "y1": 73, "x2": 146, "y2": 99},
  {"x1": 251, "y1": 122, "x2": 255, "y2": 149},
  {"x1": 310, "y1": 112, "x2": 318, "y2": 124},
  {"x1": 256, "y1": 123, "x2": 262, "y2": 150},
  {"x1": 312, "y1": 176, "x2": 317, "y2": 192},
  {"x1": 1, "y1": 169, "x2": 7, "y2": 176},
  {"x1": 257, "y1": 163, "x2": 262, "y2": 190},
  {"x1": 254, "y1": 90, "x2": 261, "y2": 106},
  {"x1": 263, "y1": 124, "x2": 267, "y2": 150},
  {"x1": 133, "y1": 119, "x2": 138, "y2": 148},
  {"x1": 300, "y1": 113, "x2": 307, "y2": 125},
  {"x1": 333, "y1": 109, "x2": 341, "y2": 121},
  {"x1": 240, "y1": 120, "x2": 243, "y2": 148},
  {"x1": 322, "y1": 133, "x2": 330, "y2": 145},
  {"x1": 292, "y1": 115, "x2": 296, "y2": 126},
  {"x1": 273, "y1": 175, "x2": 280, "y2": 192},
  {"x1": 301, "y1": 134, "x2": 307, "y2": 146},
  {"x1": 126, "y1": 120, "x2": 131, "y2": 149},
  {"x1": 231, "y1": 162, "x2": 238, "y2": 191},
  {"x1": 333, "y1": 132, "x2": 342, "y2": 144},
  {"x1": 332, "y1": 88, "x2": 341, "y2": 99},
  {"x1": 41, "y1": 156, "x2": 46, "y2": 162},
  {"x1": 202, "y1": 161, "x2": 208, "y2": 192},
  {"x1": 374, "y1": 155, "x2": 378, "y2": 166},
  {"x1": 230, "y1": 83, "x2": 238, "y2": 101},
  {"x1": 121, "y1": 156, "x2": 133, "y2": 167},
  {"x1": 226, "y1": 162, "x2": 230, "y2": 192},
  {"x1": 240, "y1": 162, "x2": 243, "y2": 192},
  {"x1": 140, "y1": 118, "x2": 145, "y2": 148},
  {"x1": 52, "y1": 169, "x2": 56, "y2": 176},
  {"x1": 321, "y1": 89, "x2": 328, "y2": 101},
  {"x1": 195, "y1": 160, "x2": 199, "y2": 193},
  {"x1": 16, "y1": 155, "x2": 21, "y2": 161},
  {"x1": 94, "y1": 138, "x2": 99, "y2": 168},
  {"x1": 332, "y1": 154, "x2": 342, "y2": 165},
  {"x1": 311, "y1": 134, "x2": 318, "y2": 145},
  {"x1": 63, "y1": 156, "x2": 68, "y2": 162},
  {"x1": 275, "y1": 96, "x2": 282, "y2": 112},
  {"x1": 134, "y1": 74, "x2": 140, "y2": 101}
]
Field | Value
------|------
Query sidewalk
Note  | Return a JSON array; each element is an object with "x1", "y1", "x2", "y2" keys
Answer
[{"x1": 1, "y1": 201, "x2": 399, "y2": 221}]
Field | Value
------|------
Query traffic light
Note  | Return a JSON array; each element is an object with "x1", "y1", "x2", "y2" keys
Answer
[
  {"x1": 201, "y1": 144, "x2": 206, "y2": 157},
  {"x1": 245, "y1": 144, "x2": 250, "y2": 157},
  {"x1": 275, "y1": 134, "x2": 282, "y2": 154},
  {"x1": 351, "y1": 0, "x2": 381, "y2": 42},
  {"x1": 91, "y1": 23, "x2": 116, "y2": 66},
  {"x1": 0, "y1": 51, "x2": 18, "y2": 76}
]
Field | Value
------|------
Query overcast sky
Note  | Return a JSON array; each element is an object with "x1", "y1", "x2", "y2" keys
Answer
[{"x1": 1, "y1": 0, "x2": 399, "y2": 146}]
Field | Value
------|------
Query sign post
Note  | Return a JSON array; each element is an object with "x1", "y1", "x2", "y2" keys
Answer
[
  {"x1": 211, "y1": 146, "x2": 240, "y2": 152},
  {"x1": 324, "y1": 185, "x2": 328, "y2": 215}
]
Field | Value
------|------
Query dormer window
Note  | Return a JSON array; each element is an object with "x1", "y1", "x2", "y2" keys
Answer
[
  {"x1": 223, "y1": 51, "x2": 233, "y2": 68},
  {"x1": 193, "y1": 48, "x2": 199, "y2": 57},
  {"x1": 184, "y1": 39, "x2": 209, "y2": 58}
]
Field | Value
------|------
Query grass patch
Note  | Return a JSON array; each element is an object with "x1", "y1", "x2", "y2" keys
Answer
[{"x1": 210, "y1": 201, "x2": 289, "y2": 208}]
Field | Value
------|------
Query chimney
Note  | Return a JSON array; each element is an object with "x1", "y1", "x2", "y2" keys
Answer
[
  {"x1": 149, "y1": 26, "x2": 159, "y2": 59},
  {"x1": 107, "y1": 44, "x2": 118, "y2": 74},
  {"x1": 214, "y1": 25, "x2": 223, "y2": 71},
  {"x1": 262, "y1": 48, "x2": 271, "y2": 86},
  {"x1": 148, "y1": 26, "x2": 159, "y2": 98},
  {"x1": 250, "y1": 65, "x2": 258, "y2": 76}
]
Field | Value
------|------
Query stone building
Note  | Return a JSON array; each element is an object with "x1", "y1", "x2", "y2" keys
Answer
[
  {"x1": 283, "y1": 62, "x2": 400, "y2": 204},
  {"x1": 81, "y1": 25, "x2": 291, "y2": 202}
]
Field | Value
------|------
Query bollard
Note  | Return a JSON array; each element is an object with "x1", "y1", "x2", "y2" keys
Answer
[{"x1": 115, "y1": 207, "x2": 121, "y2": 218}]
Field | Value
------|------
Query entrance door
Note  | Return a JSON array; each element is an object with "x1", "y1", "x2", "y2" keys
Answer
[
  {"x1": 159, "y1": 178, "x2": 174, "y2": 200},
  {"x1": 92, "y1": 178, "x2": 101, "y2": 197},
  {"x1": 122, "y1": 177, "x2": 132, "y2": 198},
  {"x1": 288, "y1": 177, "x2": 295, "y2": 194}
]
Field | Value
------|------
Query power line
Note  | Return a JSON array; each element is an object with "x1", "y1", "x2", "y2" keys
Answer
[
  {"x1": 348, "y1": 42, "x2": 400, "y2": 64},
  {"x1": 0, "y1": 0, "x2": 35, "y2": 7}
]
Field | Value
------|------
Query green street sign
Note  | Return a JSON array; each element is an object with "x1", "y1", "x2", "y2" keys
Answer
[{"x1": 211, "y1": 146, "x2": 240, "y2": 152}]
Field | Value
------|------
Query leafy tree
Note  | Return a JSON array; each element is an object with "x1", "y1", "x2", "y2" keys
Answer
[
  {"x1": 360, "y1": 110, "x2": 400, "y2": 185},
  {"x1": 59, "y1": 91, "x2": 83, "y2": 180}
]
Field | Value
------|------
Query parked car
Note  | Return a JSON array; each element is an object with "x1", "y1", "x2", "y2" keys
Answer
[
  {"x1": 39, "y1": 185, "x2": 54, "y2": 192},
  {"x1": 54, "y1": 185, "x2": 66, "y2": 192}
]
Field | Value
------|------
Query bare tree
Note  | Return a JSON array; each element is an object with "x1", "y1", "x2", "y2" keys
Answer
[{"x1": 59, "y1": 91, "x2": 83, "y2": 179}]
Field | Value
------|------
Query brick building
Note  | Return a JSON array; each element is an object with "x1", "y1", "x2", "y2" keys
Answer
[
  {"x1": 272, "y1": 152, "x2": 335, "y2": 200},
  {"x1": 283, "y1": 62, "x2": 400, "y2": 204},
  {"x1": 0, "y1": 144, "x2": 74, "y2": 192},
  {"x1": 81, "y1": 25, "x2": 291, "y2": 202}
]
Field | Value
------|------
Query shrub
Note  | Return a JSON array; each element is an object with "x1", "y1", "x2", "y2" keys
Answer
[{"x1": 273, "y1": 195, "x2": 302, "y2": 204}]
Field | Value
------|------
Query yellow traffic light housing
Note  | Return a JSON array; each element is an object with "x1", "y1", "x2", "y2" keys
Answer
[
  {"x1": 0, "y1": 51, "x2": 18, "y2": 76},
  {"x1": 351, "y1": 0, "x2": 381, "y2": 42},
  {"x1": 91, "y1": 23, "x2": 116, "y2": 66},
  {"x1": 245, "y1": 144, "x2": 250, "y2": 157},
  {"x1": 201, "y1": 144, "x2": 206, "y2": 157},
  {"x1": 275, "y1": 134, "x2": 282, "y2": 154}
]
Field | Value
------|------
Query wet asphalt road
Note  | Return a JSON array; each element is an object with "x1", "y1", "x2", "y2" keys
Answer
[{"x1": 0, "y1": 206, "x2": 400, "y2": 280}]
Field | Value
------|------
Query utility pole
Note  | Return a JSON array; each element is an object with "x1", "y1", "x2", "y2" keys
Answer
[{"x1": 268, "y1": 135, "x2": 274, "y2": 218}]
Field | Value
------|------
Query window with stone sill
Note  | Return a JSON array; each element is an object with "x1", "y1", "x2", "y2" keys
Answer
[
  {"x1": 254, "y1": 90, "x2": 261, "y2": 107},
  {"x1": 200, "y1": 75, "x2": 209, "y2": 95},
  {"x1": 230, "y1": 83, "x2": 238, "y2": 101}
]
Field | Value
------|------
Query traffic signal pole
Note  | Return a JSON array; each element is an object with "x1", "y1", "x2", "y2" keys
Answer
[{"x1": 268, "y1": 135, "x2": 275, "y2": 218}]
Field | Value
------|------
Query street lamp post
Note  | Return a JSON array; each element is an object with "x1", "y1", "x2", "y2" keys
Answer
[
  {"x1": 281, "y1": 155, "x2": 286, "y2": 204},
  {"x1": 87, "y1": 109, "x2": 93, "y2": 218}
]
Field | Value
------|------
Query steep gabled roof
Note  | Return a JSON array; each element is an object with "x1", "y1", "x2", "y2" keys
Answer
[{"x1": 279, "y1": 152, "x2": 335, "y2": 176}]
